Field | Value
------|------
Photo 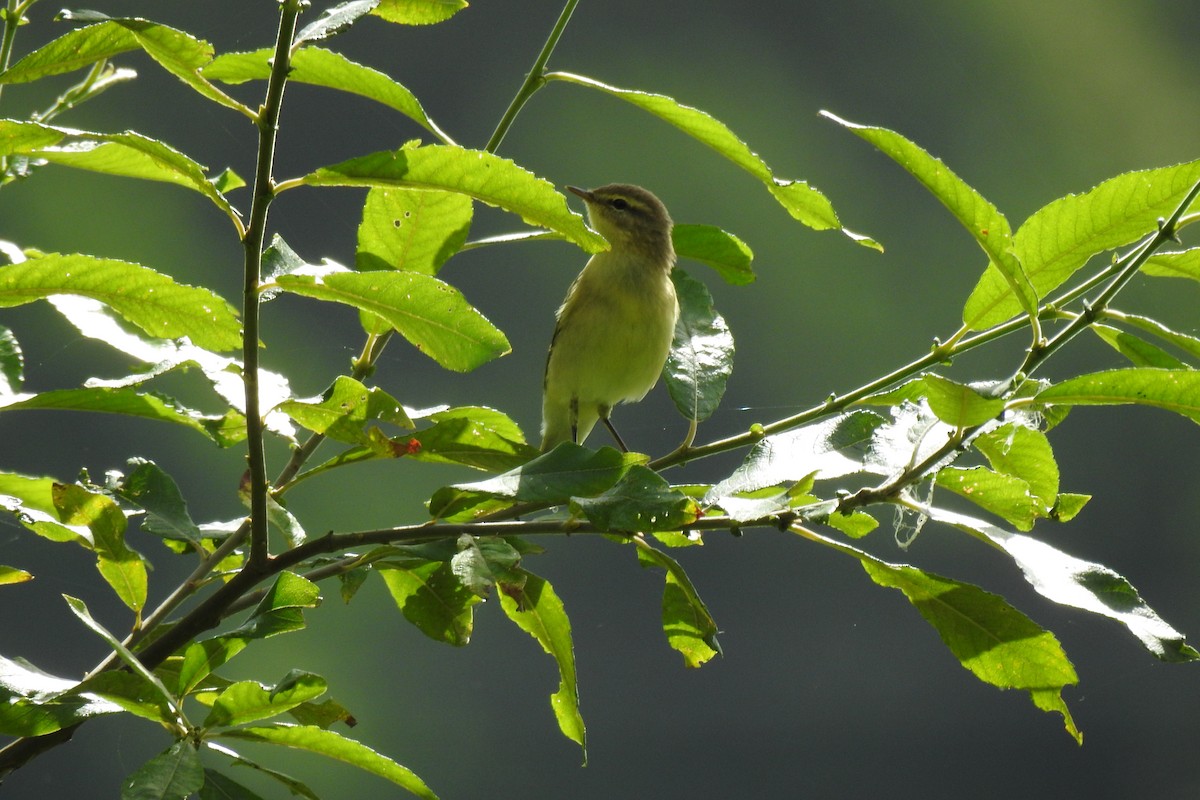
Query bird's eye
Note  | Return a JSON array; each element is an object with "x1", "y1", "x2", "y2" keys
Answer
[{"x1": 610, "y1": 197, "x2": 629, "y2": 211}]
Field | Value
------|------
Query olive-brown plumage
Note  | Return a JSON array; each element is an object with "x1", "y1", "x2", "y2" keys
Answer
[{"x1": 540, "y1": 184, "x2": 679, "y2": 451}]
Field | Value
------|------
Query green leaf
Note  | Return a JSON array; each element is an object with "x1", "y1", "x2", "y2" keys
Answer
[
  {"x1": 636, "y1": 542, "x2": 721, "y2": 668},
  {"x1": 0, "y1": 565, "x2": 32, "y2": 584},
  {"x1": 575, "y1": 466, "x2": 700, "y2": 533},
  {"x1": 664, "y1": 269, "x2": 734, "y2": 424},
  {"x1": 409, "y1": 406, "x2": 538, "y2": 472},
  {"x1": 199, "y1": 769, "x2": 267, "y2": 800},
  {"x1": 0, "y1": 252, "x2": 241, "y2": 351},
  {"x1": 428, "y1": 444, "x2": 643, "y2": 519},
  {"x1": 278, "y1": 376, "x2": 414, "y2": 444},
  {"x1": 121, "y1": 740, "x2": 204, "y2": 800},
  {"x1": 357, "y1": 187, "x2": 472, "y2": 273},
  {"x1": 854, "y1": 554, "x2": 1079, "y2": 741},
  {"x1": 203, "y1": 47, "x2": 451, "y2": 142},
  {"x1": 9, "y1": 123, "x2": 237, "y2": 216},
  {"x1": 965, "y1": 159, "x2": 1200, "y2": 329},
  {"x1": 178, "y1": 638, "x2": 248, "y2": 697},
  {"x1": 108, "y1": 458, "x2": 202, "y2": 544},
  {"x1": 63, "y1": 596, "x2": 181, "y2": 719},
  {"x1": 223, "y1": 572, "x2": 321, "y2": 641},
  {"x1": 450, "y1": 535, "x2": 523, "y2": 598},
  {"x1": 372, "y1": 0, "x2": 468, "y2": 24},
  {"x1": 378, "y1": 560, "x2": 478, "y2": 645},
  {"x1": 0, "y1": 323, "x2": 22, "y2": 394},
  {"x1": 55, "y1": 483, "x2": 147, "y2": 612},
  {"x1": 498, "y1": 571, "x2": 586, "y2": 760},
  {"x1": 0, "y1": 16, "x2": 243, "y2": 112},
  {"x1": 974, "y1": 423, "x2": 1059, "y2": 505},
  {"x1": 1142, "y1": 247, "x2": 1200, "y2": 282},
  {"x1": 672, "y1": 224, "x2": 754, "y2": 285},
  {"x1": 274, "y1": 268, "x2": 509, "y2": 372},
  {"x1": 921, "y1": 374, "x2": 1006, "y2": 428},
  {"x1": 935, "y1": 466, "x2": 1043, "y2": 531},
  {"x1": 1091, "y1": 324, "x2": 1188, "y2": 368},
  {"x1": 0, "y1": 386, "x2": 245, "y2": 447},
  {"x1": 0, "y1": 654, "x2": 123, "y2": 736},
  {"x1": 1032, "y1": 368, "x2": 1200, "y2": 423},
  {"x1": 300, "y1": 144, "x2": 605, "y2": 251},
  {"x1": 552, "y1": 73, "x2": 870, "y2": 246},
  {"x1": 204, "y1": 673, "x2": 328, "y2": 729},
  {"x1": 205, "y1": 746, "x2": 319, "y2": 800},
  {"x1": 219, "y1": 724, "x2": 438, "y2": 799},
  {"x1": 294, "y1": 1, "x2": 379, "y2": 45},
  {"x1": 1114, "y1": 312, "x2": 1200, "y2": 362},
  {"x1": 709, "y1": 410, "x2": 885, "y2": 499},
  {"x1": 821, "y1": 111, "x2": 1037, "y2": 327},
  {"x1": 927, "y1": 507, "x2": 1200, "y2": 662},
  {"x1": 43, "y1": 294, "x2": 288, "y2": 440},
  {"x1": 71, "y1": 670, "x2": 175, "y2": 725}
]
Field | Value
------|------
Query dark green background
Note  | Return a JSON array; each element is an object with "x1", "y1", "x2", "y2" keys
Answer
[{"x1": 2, "y1": 2, "x2": 1199, "y2": 797}]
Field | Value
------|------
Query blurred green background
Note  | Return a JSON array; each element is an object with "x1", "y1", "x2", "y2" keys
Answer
[{"x1": 3, "y1": 1, "x2": 1200, "y2": 797}]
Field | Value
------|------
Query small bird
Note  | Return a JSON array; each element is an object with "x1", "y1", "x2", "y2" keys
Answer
[{"x1": 540, "y1": 183, "x2": 679, "y2": 451}]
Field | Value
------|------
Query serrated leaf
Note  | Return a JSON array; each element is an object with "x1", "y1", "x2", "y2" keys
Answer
[
  {"x1": 936, "y1": 466, "x2": 1043, "y2": 531},
  {"x1": 274, "y1": 268, "x2": 508, "y2": 372},
  {"x1": 428, "y1": 444, "x2": 643, "y2": 519},
  {"x1": 0, "y1": 386, "x2": 245, "y2": 446},
  {"x1": 709, "y1": 410, "x2": 886, "y2": 500},
  {"x1": 300, "y1": 144, "x2": 605, "y2": 251},
  {"x1": 409, "y1": 406, "x2": 537, "y2": 472},
  {"x1": 974, "y1": 423, "x2": 1059, "y2": 505},
  {"x1": 206, "y1": 745, "x2": 319, "y2": 800},
  {"x1": 552, "y1": 74, "x2": 871, "y2": 246},
  {"x1": 671, "y1": 224, "x2": 754, "y2": 285},
  {"x1": 1142, "y1": 247, "x2": 1200, "y2": 282},
  {"x1": 121, "y1": 740, "x2": 204, "y2": 800},
  {"x1": 372, "y1": 0, "x2": 468, "y2": 24},
  {"x1": 1032, "y1": 368, "x2": 1200, "y2": 423},
  {"x1": 279, "y1": 376, "x2": 414, "y2": 444},
  {"x1": 863, "y1": 401, "x2": 957, "y2": 478},
  {"x1": 964, "y1": 160, "x2": 1200, "y2": 329},
  {"x1": 357, "y1": 187, "x2": 472, "y2": 273},
  {"x1": 852, "y1": 552, "x2": 1079, "y2": 737},
  {"x1": 922, "y1": 374, "x2": 1006, "y2": 428},
  {"x1": 203, "y1": 673, "x2": 327, "y2": 729},
  {"x1": 295, "y1": 0, "x2": 378, "y2": 45},
  {"x1": 46, "y1": 294, "x2": 289, "y2": 440},
  {"x1": 0, "y1": 253, "x2": 241, "y2": 351},
  {"x1": 664, "y1": 269, "x2": 734, "y2": 424},
  {"x1": 0, "y1": 16, "x2": 243, "y2": 112},
  {"x1": 11, "y1": 123, "x2": 236, "y2": 216},
  {"x1": 0, "y1": 655, "x2": 123, "y2": 736},
  {"x1": 926, "y1": 507, "x2": 1200, "y2": 662},
  {"x1": 636, "y1": 542, "x2": 721, "y2": 668},
  {"x1": 575, "y1": 466, "x2": 699, "y2": 533},
  {"x1": 204, "y1": 47, "x2": 451, "y2": 142},
  {"x1": 218, "y1": 724, "x2": 438, "y2": 799},
  {"x1": 1091, "y1": 324, "x2": 1187, "y2": 368},
  {"x1": 55, "y1": 483, "x2": 147, "y2": 611},
  {"x1": 821, "y1": 111, "x2": 1036, "y2": 327},
  {"x1": 1115, "y1": 312, "x2": 1200, "y2": 362},
  {"x1": 377, "y1": 560, "x2": 478, "y2": 645},
  {"x1": 498, "y1": 571, "x2": 585, "y2": 759},
  {"x1": 108, "y1": 458, "x2": 202, "y2": 544},
  {"x1": 70, "y1": 671, "x2": 174, "y2": 725},
  {"x1": 178, "y1": 638, "x2": 249, "y2": 697},
  {"x1": 63, "y1": 596, "x2": 180, "y2": 719}
]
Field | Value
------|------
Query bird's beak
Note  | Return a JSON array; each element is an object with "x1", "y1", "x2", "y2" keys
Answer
[{"x1": 566, "y1": 185, "x2": 594, "y2": 202}]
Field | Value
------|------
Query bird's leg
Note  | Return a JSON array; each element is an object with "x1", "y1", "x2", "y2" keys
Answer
[
  {"x1": 570, "y1": 396, "x2": 579, "y2": 444},
  {"x1": 599, "y1": 406, "x2": 629, "y2": 452}
]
